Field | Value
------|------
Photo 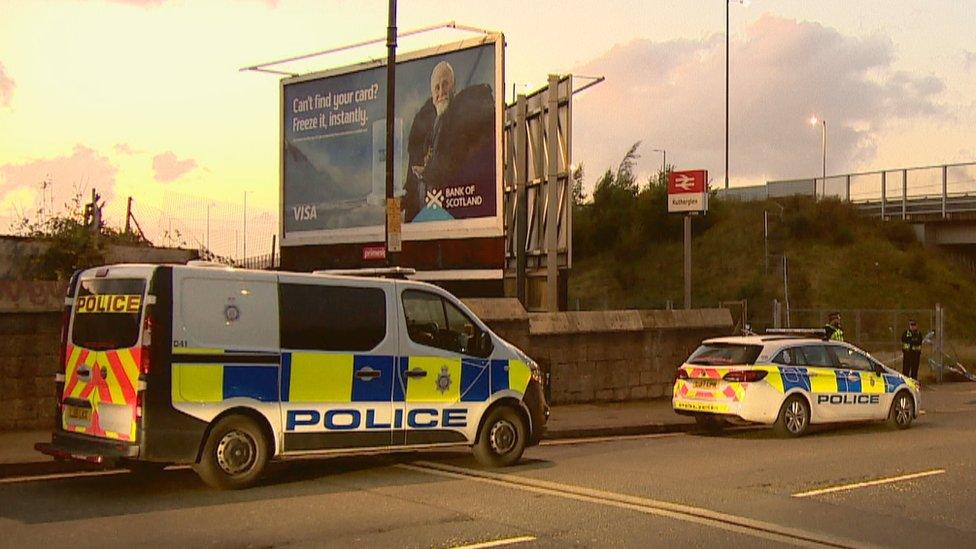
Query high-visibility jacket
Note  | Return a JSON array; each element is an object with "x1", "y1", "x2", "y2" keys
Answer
[
  {"x1": 824, "y1": 324, "x2": 845, "y2": 342},
  {"x1": 902, "y1": 329, "x2": 923, "y2": 352}
]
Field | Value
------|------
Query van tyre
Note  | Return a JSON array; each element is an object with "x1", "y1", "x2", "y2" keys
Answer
[
  {"x1": 887, "y1": 392, "x2": 915, "y2": 430},
  {"x1": 194, "y1": 415, "x2": 269, "y2": 490},
  {"x1": 474, "y1": 406, "x2": 527, "y2": 468},
  {"x1": 774, "y1": 395, "x2": 810, "y2": 437}
]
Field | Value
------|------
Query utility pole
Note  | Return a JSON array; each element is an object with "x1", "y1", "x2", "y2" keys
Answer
[
  {"x1": 684, "y1": 214, "x2": 692, "y2": 309},
  {"x1": 384, "y1": 0, "x2": 401, "y2": 266},
  {"x1": 243, "y1": 191, "x2": 247, "y2": 262},
  {"x1": 725, "y1": 0, "x2": 730, "y2": 190}
]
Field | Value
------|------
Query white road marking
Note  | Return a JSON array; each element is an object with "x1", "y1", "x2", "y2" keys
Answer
[
  {"x1": 0, "y1": 465, "x2": 190, "y2": 485},
  {"x1": 401, "y1": 461, "x2": 865, "y2": 548},
  {"x1": 540, "y1": 432, "x2": 686, "y2": 446},
  {"x1": 0, "y1": 469, "x2": 127, "y2": 485},
  {"x1": 792, "y1": 469, "x2": 946, "y2": 498},
  {"x1": 449, "y1": 536, "x2": 536, "y2": 549}
]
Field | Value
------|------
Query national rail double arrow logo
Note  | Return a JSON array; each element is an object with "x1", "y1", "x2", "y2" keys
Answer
[{"x1": 673, "y1": 174, "x2": 695, "y2": 191}]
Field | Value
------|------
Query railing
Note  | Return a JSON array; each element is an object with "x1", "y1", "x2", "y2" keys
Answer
[{"x1": 718, "y1": 161, "x2": 976, "y2": 220}]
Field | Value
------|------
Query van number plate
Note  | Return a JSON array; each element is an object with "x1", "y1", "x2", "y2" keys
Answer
[
  {"x1": 65, "y1": 406, "x2": 91, "y2": 422},
  {"x1": 692, "y1": 379, "x2": 718, "y2": 389}
]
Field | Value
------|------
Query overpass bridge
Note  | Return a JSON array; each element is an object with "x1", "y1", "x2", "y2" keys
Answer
[{"x1": 717, "y1": 161, "x2": 976, "y2": 249}]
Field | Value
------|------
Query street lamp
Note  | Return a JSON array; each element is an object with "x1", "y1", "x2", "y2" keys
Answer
[
  {"x1": 651, "y1": 148, "x2": 667, "y2": 186},
  {"x1": 809, "y1": 115, "x2": 827, "y2": 182},
  {"x1": 725, "y1": 0, "x2": 748, "y2": 190}
]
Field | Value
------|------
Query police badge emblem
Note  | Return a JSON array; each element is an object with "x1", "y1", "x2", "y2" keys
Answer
[{"x1": 436, "y1": 365, "x2": 452, "y2": 394}]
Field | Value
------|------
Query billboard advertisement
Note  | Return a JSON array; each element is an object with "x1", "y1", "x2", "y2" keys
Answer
[{"x1": 281, "y1": 36, "x2": 503, "y2": 245}]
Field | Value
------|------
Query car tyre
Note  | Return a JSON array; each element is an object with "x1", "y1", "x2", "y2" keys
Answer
[
  {"x1": 193, "y1": 415, "x2": 269, "y2": 490},
  {"x1": 473, "y1": 406, "x2": 527, "y2": 468},
  {"x1": 887, "y1": 391, "x2": 915, "y2": 430},
  {"x1": 694, "y1": 415, "x2": 726, "y2": 434},
  {"x1": 774, "y1": 395, "x2": 810, "y2": 437}
]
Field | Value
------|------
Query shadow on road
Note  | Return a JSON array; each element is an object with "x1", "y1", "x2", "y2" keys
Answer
[{"x1": 0, "y1": 451, "x2": 555, "y2": 525}]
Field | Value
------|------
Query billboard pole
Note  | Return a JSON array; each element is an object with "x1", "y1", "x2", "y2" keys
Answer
[{"x1": 385, "y1": 0, "x2": 400, "y2": 266}]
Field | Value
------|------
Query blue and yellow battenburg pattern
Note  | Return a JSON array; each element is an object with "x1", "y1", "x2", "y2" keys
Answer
[
  {"x1": 171, "y1": 347, "x2": 531, "y2": 404},
  {"x1": 677, "y1": 364, "x2": 910, "y2": 399}
]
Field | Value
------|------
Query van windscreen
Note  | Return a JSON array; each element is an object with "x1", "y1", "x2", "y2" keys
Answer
[
  {"x1": 71, "y1": 278, "x2": 146, "y2": 350},
  {"x1": 687, "y1": 343, "x2": 762, "y2": 366}
]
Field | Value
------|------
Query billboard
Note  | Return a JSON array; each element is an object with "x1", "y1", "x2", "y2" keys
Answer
[{"x1": 281, "y1": 36, "x2": 503, "y2": 246}]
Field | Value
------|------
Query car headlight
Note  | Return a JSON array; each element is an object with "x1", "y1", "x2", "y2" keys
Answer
[{"x1": 526, "y1": 357, "x2": 543, "y2": 384}]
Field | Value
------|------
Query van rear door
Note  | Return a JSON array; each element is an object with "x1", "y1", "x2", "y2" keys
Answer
[{"x1": 64, "y1": 275, "x2": 147, "y2": 442}]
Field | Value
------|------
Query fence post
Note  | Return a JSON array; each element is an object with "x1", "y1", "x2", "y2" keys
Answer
[
  {"x1": 881, "y1": 171, "x2": 886, "y2": 219},
  {"x1": 772, "y1": 299, "x2": 782, "y2": 329},
  {"x1": 855, "y1": 310, "x2": 861, "y2": 347},
  {"x1": 936, "y1": 303, "x2": 944, "y2": 383},
  {"x1": 845, "y1": 174, "x2": 851, "y2": 202},
  {"x1": 942, "y1": 164, "x2": 948, "y2": 219},
  {"x1": 902, "y1": 168, "x2": 907, "y2": 220}
]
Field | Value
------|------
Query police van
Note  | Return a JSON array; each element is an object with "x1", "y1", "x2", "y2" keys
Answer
[{"x1": 36, "y1": 262, "x2": 548, "y2": 489}]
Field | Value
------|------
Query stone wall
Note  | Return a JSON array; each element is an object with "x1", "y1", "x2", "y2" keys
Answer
[
  {"x1": 0, "y1": 312, "x2": 60, "y2": 431},
  {"x1": 0, "y1": 235, "x2": 197, "y2": 279}
]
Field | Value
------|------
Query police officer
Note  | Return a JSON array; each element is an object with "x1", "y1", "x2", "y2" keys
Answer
[
  {"x1": 824, "y1": 312, "x2": 844, "y2": 342},
  {"x1": 901, "y1": 319, "x2": 924, "y2": 380}
]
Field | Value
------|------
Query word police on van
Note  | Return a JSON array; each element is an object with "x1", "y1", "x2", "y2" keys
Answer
[{"x1": 36, "y1": 262, "x2": 549, "y2": 489}]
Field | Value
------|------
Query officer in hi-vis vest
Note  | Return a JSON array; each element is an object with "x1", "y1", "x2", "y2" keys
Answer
[
  {"x1": 901, "y1": 319, "x2": 924, "y2": 380},
  {"x1": 823, "y1": 312, "x2": 844, "y2": 342}
]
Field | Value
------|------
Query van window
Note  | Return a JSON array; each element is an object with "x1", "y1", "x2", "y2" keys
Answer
[
  {"x1": 402, "y1": 290, "x2": 488, "y2": 357},
  {"x1": 71, "y1": 278, "x2": 146, "y2": 350},
  {"x1": 280, "y1": 284, "x2": 386, "y2": 351}
]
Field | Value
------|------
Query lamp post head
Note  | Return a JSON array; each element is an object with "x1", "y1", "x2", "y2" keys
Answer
[{"x1": 808, "y1": 116, "x2": 818, "y2": 126}]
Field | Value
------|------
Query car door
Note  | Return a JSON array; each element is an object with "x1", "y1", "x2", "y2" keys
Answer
[
  {"x1": 797, "y1": 344, "x2": 844, "y2": 422},
  {"x1": 396, "y1": 288, "x2": 493, "y2": 446},
  {"x1": 277, "y1": 277, "x2": 398, "y2": 452},
  {"x1": 829, "y1": 344, "x2": 887, "y2": 420}
]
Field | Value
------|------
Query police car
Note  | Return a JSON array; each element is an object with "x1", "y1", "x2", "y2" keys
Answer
[
  {"x1": 672, "y1": 334, "x2": 920, "y2": 436},
  {"x1": 36, "y1": 262, "x2": 548, "y2": 489}
]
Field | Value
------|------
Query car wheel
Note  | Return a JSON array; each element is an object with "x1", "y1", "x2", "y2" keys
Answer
[
  {"x1": 473, "y1": 406, "x2": 527, "y2": 468},
  {"x1": 774, "y1": 395, "x2": 810, "y2": 437},
  {"x1": 694, "y1": 415, "x2": 726, "y2": 434},
  {"x1": 887, "y1": 392, "x2": 915, "y2": 430},
  {"x1": 193, "y1": 415, "x2": 269, "y2": 490}
]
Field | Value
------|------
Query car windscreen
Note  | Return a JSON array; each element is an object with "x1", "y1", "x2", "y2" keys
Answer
[
  {"x1": 686, "y1": 343, "x2": 763, "y2": 366},
  {"x1": 71, "y1": 278, "x2": 146, "y2": 351}
]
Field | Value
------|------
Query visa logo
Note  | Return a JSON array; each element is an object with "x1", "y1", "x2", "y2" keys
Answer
[{"x1": 293, "y1": 204, "x2": 318, "y2": 221}]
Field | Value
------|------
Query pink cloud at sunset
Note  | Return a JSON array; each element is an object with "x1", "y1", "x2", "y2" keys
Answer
[
  {"x1": 152, "y1": 151, "x2": 198, "y2": 183},
  {"x1": 0, "y1": 145, "x2": 118, "y2": 210},
  {"x1": 0, "y1": 62, "x2": 14, "y2": 108}
]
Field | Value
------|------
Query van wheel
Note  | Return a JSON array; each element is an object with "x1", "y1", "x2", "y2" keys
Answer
[
  {"x1": 193, "y1": 415, "x2": 269, "y2": 490},
  {"x1": 887, "y1": 392, "x2": 915, "y2": 430},
  {"x1": 694, "y1": 415, "x2": 726, "y2": 434},
  {"x1": 774, "y1": 395, "x2": 810, "y2": 437},
  {"x1": 473, "y1": 406, "x2": 527, "y2": 468}
]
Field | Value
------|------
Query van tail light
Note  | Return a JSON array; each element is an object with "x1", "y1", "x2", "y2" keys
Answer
[
  {"x1": 140, "y1": 306, "x2": 154, "y2": 375},
  {"x1": 136, "y1": 390, "x2": 144, "y2": 419},
  {"x1": 676, "y1": 369, "x2": 689, "y2": 380},
  {"x1": 723, "y1": 370, "x2": 768, "y2": 383}
]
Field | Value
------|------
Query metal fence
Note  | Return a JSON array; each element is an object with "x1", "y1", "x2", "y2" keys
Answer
[{"x1": 717, "y1": 161, "x2": 976, "y2": 220}]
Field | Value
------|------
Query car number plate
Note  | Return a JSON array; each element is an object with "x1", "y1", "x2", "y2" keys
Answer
[
  {"x1": 65, "y1": 405, "x2": 91, "y2": 422},
  {"x1": 692, "y1": 379, "x2": 718, "y2": 389}
]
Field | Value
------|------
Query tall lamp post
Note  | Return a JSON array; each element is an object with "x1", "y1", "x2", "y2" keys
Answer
[
  {"x1": 725, "y1": 0, "x2": 729, "y2": 190},
  {"x1": 652, "y1": 148, "x2": 667, "y2": 185},
  {"x1": 809, "y1": 116, "x2": 827, "y2": 182}
]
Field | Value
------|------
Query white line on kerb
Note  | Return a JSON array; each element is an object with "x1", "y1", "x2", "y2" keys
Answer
[
  {"x1": 449, "y1": 536, "x2": 536, "y2": 549},
  {"x1": 540, "y1": 432, "x2": 686, "y2": 446},
  {"x1": 401, "y1": 461, "x2": 865, "y2": 548},
  {"x1": 0, "y1": 469, "x2": 127, "y2": 485},
  {"x1": 792, "y1": 469, "x2": 946, "y2": 498}
]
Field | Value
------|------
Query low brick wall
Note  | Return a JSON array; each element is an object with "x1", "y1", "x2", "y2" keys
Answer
[{"x1": 0, "y1": 312, "x2": 60, "y2": 431}]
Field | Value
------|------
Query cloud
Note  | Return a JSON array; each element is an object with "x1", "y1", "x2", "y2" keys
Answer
[
  {"x1": 963, "y1": 50, "x2": 976, "y2": 73},
  {"x1": 0, "y1": 62, "x2": 14, "y2": 108},
  {"x1": 572, "y1": 15, "x2": 946, "y2": 185},
  {"x1": 113, "y1": 143, "x2": 142, "y2": 155},
  {"x1": 0, "y1": 145, "x2": 119, "y2": 213},
  {"x1": 152, "y1": 151, "x2": 197, "y2": 183}
]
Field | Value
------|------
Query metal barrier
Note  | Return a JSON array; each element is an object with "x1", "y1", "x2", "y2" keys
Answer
[{"x1": 718, "y1": 161, "x2": 976, "y2": 220}]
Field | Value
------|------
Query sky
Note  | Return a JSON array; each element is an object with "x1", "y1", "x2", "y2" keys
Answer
[{"x1": 1, "y1": 0, "x2": 974, "y2": 255}]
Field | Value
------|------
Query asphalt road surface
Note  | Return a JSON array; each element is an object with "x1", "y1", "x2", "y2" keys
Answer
[{"x1": 2, "y1": 394, "x2": 975, "y2": 548}]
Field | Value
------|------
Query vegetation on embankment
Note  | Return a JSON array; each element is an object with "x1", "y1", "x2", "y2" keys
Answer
[{"x1": 570, "y1": 146, "x2": 976, "y2": 339}]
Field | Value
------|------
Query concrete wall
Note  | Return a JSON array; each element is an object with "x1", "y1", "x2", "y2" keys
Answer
[
  {"x1": 465, "y1": 302, "x2": 734, "y2": 405},
  {"x1": 0, "y1": 235, "x2": 197, "y2": 279}
]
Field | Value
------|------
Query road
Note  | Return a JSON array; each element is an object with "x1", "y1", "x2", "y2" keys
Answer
[{"x1": 2, "y1": 388, "x2": 975, "y2": 548}]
